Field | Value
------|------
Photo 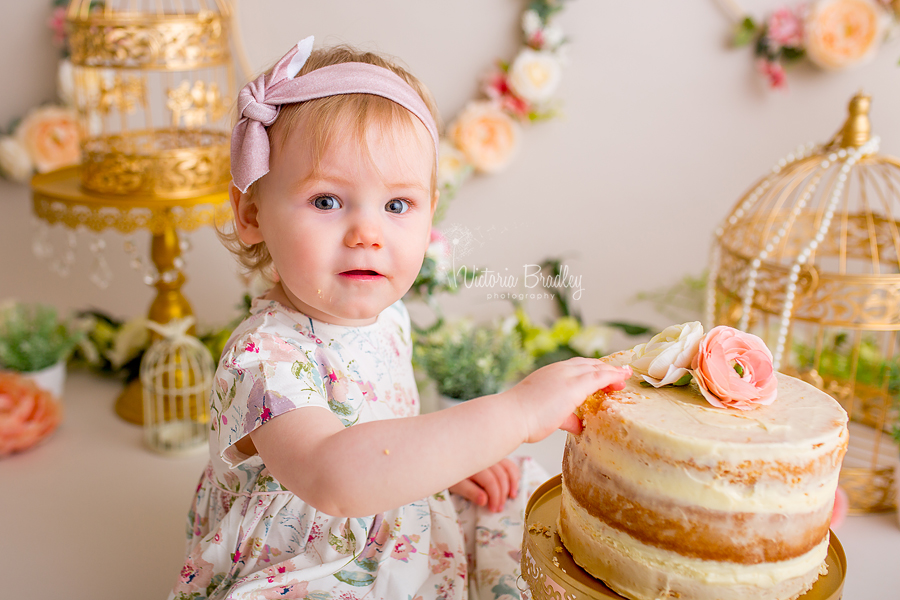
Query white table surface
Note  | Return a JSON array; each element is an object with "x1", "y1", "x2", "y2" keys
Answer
[{"x1": 3, "y1": 370, "x2": 899, "y2": 599}]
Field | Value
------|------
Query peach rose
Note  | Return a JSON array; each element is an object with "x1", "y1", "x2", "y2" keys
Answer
[
  {"x1": 691, "y1": 326, "x2": 777, "y2": 410},
  {"x1": 16, "y1": 105, "x2": 82, "y2": 173},
  {"x1": 804, "y1": 0, "x2": 887, "y2": 70},
  {"x1": 0, "y1": 371, "x2": 62, "y2": 457},
  {"x1": 448, "y1": 101, "x2": 520, "y2": 174}
]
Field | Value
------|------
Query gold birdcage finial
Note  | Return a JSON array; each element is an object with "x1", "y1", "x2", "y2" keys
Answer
[
  {"x1": 707, "y1": 92, "x2": 899, "y2": 513},
  {"x1": 839, "y1": 91, "x2": 871, "y2": 149}
]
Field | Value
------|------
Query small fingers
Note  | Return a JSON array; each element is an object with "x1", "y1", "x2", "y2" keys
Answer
[
  {"x1": 499, "y1": 458, "x2": 521, "y2": 500},
  {"x1": 449, "y1": 479, "x2": 487, "y2": 507},
  {"x1": 558, "y1": 412, "x2": 583, "y2": 435}
]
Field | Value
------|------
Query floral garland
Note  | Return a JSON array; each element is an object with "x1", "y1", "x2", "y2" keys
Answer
[
  {"x1": 412, "y1": 0, "x2": 572, "y2": 302},
  {"x1": 721, "y1": 0, "x2": 900, "y2": 89},
  {"x1": 0, "y1": 0, "x2": 81, "y2": 182}
]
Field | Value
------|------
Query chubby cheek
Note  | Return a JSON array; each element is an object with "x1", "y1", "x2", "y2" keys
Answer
[{"x1": 394, "y1": 237, "x2": 430, "y2": 286}]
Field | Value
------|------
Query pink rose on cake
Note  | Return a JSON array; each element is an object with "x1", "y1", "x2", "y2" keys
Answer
[
  {"x1": 630, "y1": 321, "x2": 704, "y2": 387},
  {"x1": 691, "y1": 326, "x2": 777, "y2": 410}
]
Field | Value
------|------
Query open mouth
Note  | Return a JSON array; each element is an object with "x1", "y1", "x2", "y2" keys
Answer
[{"x1": 340, "y1": 269, "x2": 383, "y2": 280}]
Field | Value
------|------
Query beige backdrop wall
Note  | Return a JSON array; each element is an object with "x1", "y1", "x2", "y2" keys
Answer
[{"x1": 3, "y1": 0, "x2": 900, "y2": 344}]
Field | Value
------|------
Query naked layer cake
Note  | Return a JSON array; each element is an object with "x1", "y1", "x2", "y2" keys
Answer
[{"x1": 558, "y1": 325, "x2": 848, "y2": 600}]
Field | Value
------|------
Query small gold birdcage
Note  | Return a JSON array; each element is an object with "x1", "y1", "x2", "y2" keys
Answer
[
  {"x1": 707, "y1": 92, "x2": 900, "y2": 513},
  {"x1": 140, "y1": 317, "x2": 213, "y2": 455},
  {"x1": 65, "y1": 0, "x2": 235, "y2": 199}
]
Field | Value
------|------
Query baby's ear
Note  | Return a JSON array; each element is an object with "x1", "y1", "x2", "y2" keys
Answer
[
  {"x1": 230, "y1": 183, "x2": 264, "y2": 245},
  {"x1": 429, "y1": 189, "x2": 440, "y2": 217}
]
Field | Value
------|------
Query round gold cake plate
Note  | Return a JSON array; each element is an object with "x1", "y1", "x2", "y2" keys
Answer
[{"x1": 521, "y1": 475, "x2": 847, "y2": 600}]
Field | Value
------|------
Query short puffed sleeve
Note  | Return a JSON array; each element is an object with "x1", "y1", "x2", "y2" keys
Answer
[{"x1": 212, "y1": 330, "x2": 328, "y2": 467}]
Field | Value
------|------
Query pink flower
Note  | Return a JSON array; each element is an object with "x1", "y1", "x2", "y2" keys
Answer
[
  {"x1": 391, "y1": 534, "x2": 419, "y2": 562},
  {"x1": 0, "y1": 372, "x2": 62, "y2": 457},
  {"x1": 47, "y1": 7, "x2": 67, "y2": 47},
  {"x1": 429, "y1": 541, "x2": 453, "y2": 574},
  {"x1": 767, "y1": 6, "x2": 805, "y2": 48},
  {"x1": 691, "y1": 326, "x2": 778, "y2": 410},
  {"x1": 484, "y1": 72, "x2": 531, "y2": 120},
  {"x1": 757, "y1": 59, "x2": 788, "y2": 90}
]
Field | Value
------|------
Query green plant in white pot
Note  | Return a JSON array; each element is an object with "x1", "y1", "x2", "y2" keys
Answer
[
  {"x1": 414, "y1": 318, "x2": 532, "y2": 407},
  {"x1": 0, "y1": 301, "x2": 87, "y2": 399}
]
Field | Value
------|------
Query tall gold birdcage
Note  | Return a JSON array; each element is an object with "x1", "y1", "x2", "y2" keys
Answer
[
  {"x1": 707, "y1": 93, "x2": 900, "y2": 513},
  {"x1": 65, "y1": 0, "x2": 235, "y2": 198},
  {"x1": 31, "y1": 0, "x2": 239, "y2": 424}
]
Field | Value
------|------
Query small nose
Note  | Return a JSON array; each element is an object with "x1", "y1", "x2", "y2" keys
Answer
[{"x1": 344, "y1": 210, "x2": 383, "y2": 249}]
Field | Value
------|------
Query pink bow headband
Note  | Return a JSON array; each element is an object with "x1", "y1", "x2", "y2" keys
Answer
[{"x1": 231, "y1": 36, "x2": 440, "y2": 193}]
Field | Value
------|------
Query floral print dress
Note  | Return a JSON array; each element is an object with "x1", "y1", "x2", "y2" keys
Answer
[{"x1": 169, "y1": 298, "x2": 547, "y2": 600}]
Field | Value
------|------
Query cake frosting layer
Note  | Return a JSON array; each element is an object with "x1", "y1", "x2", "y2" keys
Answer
[
  {"x1": 558, "y1": 349, "x2": 848, "y2": 600},
  {"x1": 559, "y1": 486, "x2": 828, "y2": 600}
]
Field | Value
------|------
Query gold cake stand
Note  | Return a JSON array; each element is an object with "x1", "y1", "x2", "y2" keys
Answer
[
  {"x1": 31, "y1": 166, "x2": 230, "y2": 424},
  {"x1": 521, "y1": 475, "x2": 847, "y2": 600}
]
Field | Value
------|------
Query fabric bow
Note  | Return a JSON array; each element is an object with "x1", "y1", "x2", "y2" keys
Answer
[{"x1": 230, "y1": 36, "x2": 439, "y2": 193}]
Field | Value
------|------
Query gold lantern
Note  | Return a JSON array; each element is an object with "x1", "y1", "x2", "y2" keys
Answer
[
  {"x1": 30, "y1": 0, "x2": 237, "y2": 424},
  {"x1": 707, "y1": 92, "x2": 900, "y2": 513},
  {"x1": 140, "y1": 317, "x2": 214, "y2": 455}
]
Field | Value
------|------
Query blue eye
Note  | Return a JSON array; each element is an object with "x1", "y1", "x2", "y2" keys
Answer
[
  {"x1": 386, "y1": 199, "x2": 409, "y2": 214},
  {"x1": 313, "y1": 195, "x2": 341, "y2": 210}
]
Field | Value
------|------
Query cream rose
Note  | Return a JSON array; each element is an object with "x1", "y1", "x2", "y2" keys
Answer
[
  {"x1": 0, "y1": 371, "x2": 62, "y2": 457},
  {"x1": 630, "y1": 322, "x2": 704, "y2": 387},
  {"x1": 805, "y1": 0, "x2": 888, "y2": 70},
  {"x1": 448, "y1": 101, "x2": 520, "y2": 174},
  {"x1": 691, "y1": 326, "x2": 778, "y2": 410},
  {"x1": 16, "y1": 105, "x2": 82, "y2": 173},
  {"x1": 508, "y1": 48, "x2": 563, "y2": 104},
  {"x1": 0, "y1": 136, "x2": 34, "y2": 182}
]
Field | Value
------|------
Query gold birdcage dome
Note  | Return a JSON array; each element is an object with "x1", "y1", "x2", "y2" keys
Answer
[
  {"x1": 65, "y1": 0, "x2": 235, "y2": 199},
  {"x1": 707, "y1": 92, "x2": 900, "y2": 513}
]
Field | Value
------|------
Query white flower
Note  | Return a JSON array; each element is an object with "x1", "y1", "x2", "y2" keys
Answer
[
  {"x1": 0, "y1": 136, "x2": 34, "y2": 182},
  {"x1": 508, "y1": 49, "x2": 563, "y2": 104},
  {"x1": 568, "y1": 325, "x2": 614, "y2": 358},
  {"x1": 630, "y1": 321, "x2": 704, "y2": 387},
  {"x1": 104, "y1": 317, "x2": 149, "y2": 369},
  {"x1": 542, "y1": 24, "x2": 565, "y2": 49},
  {"x1": 57, "y1": 59, "x2": 75, "y2": 106},
  {"x1": 522, "y1": 10, "x2": 542, "y2": 37}
]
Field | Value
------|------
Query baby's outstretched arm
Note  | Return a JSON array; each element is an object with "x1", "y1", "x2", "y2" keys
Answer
[{"x1": 248, "y1": 358, "x2": 630, "y2": 518}]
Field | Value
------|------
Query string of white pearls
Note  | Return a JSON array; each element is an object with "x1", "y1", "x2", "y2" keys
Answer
[
  {"x1": 705, "y1": 142, "x2": 817, "y2": 331},
  {"x1": 770, "y1": 136, "x2": 880, "y2": 368}
]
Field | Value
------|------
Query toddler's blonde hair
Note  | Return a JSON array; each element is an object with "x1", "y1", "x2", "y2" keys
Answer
[{"x1": 220, "y1": 45, "x2": 441, "y2": 282}]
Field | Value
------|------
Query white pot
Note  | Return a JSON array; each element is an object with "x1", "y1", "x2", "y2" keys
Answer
[{"x1": 20, "y1": 361, "x2": 67, "y2": 400}]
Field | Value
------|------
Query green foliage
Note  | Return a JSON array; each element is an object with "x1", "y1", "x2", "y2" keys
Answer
[
  {"x1": 414, "y1": 319, "x2": 532, "y2": 401},
  {"x1": 0, "y1": 302, "x2": 87, "y2": 372},
  {"x1": 733, "y1": 17, "x2": 759, "y2": 47},
  {"x1": 794, "y1": 332, "x2": 900, "y2": 450}
]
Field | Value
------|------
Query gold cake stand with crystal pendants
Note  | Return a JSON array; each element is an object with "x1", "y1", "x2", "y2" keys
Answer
[
  {"x1": 520, "y1": 476, "x2": 846, "y2": 600},
  {"x1": 30, "y1": 0, "x2": 237, "y2": 424},
  {"x1": 706, "y1": 92, "x2": 900, "y2": 513}
]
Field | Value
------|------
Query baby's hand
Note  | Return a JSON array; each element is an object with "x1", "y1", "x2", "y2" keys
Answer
[
  {"x1": 505, "y1": 358, "x2": 631, "y2": 444},
  {"x1": 449, "y1": 458, "x2": 520, "y2": 513}
]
